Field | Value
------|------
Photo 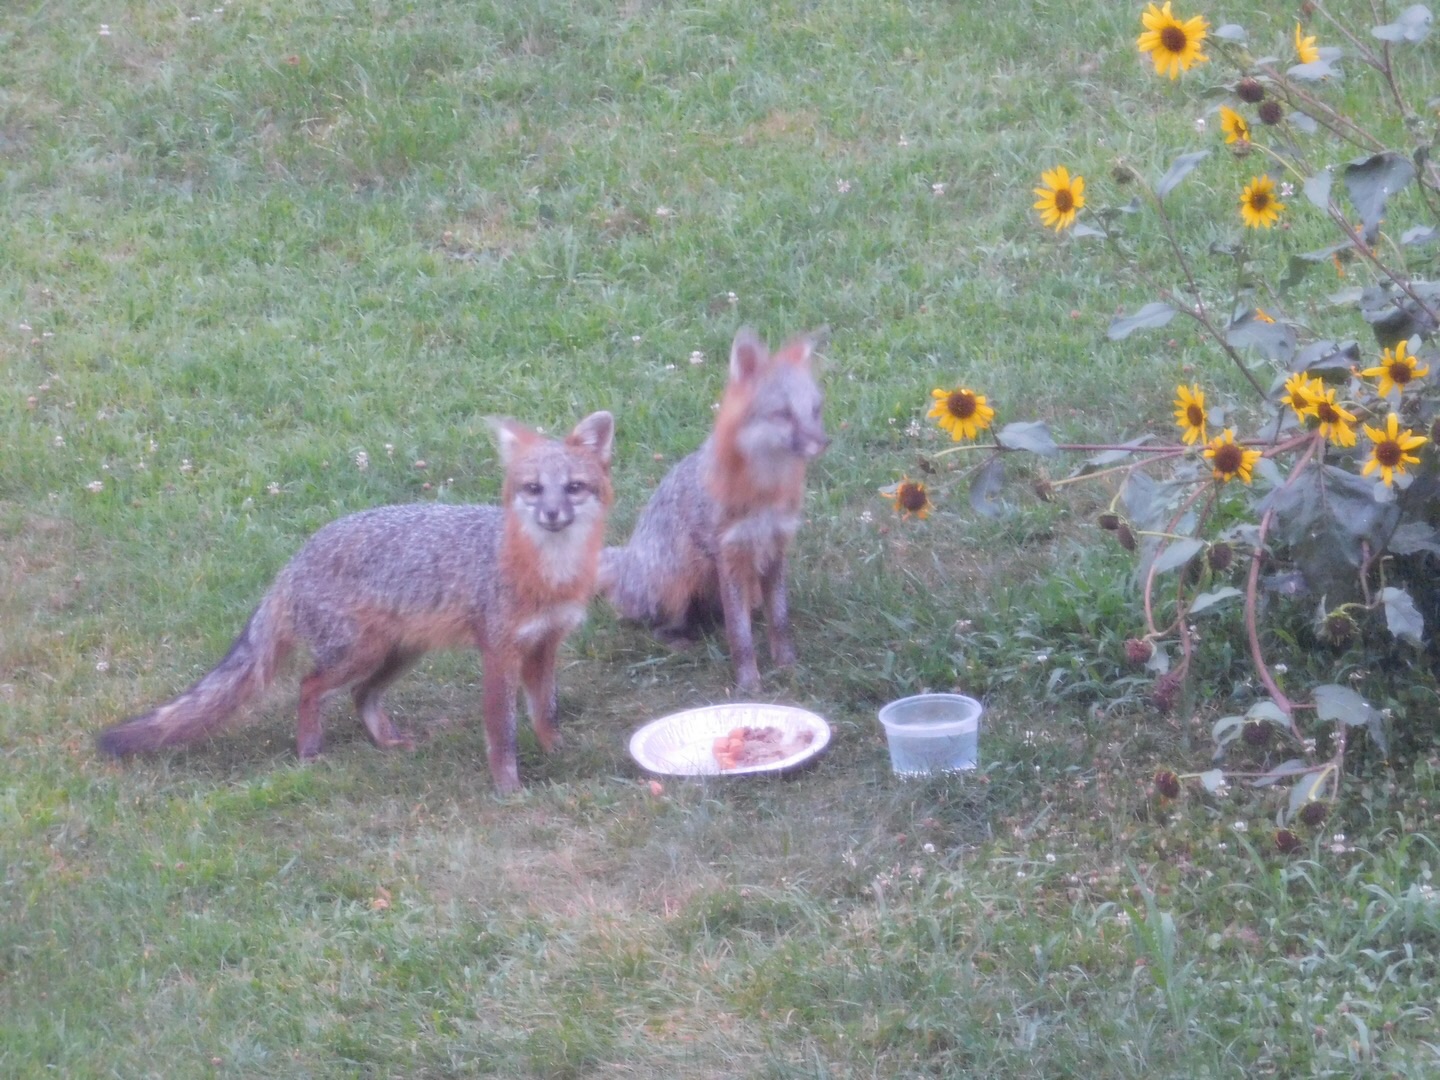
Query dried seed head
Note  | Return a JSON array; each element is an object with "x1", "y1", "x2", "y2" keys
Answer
[
  {"x1": 1323, "y1": 610, "x2": 1357, "y2": 650},
  {"x1": 1116, "y1": 524, "x2": 1137, "y2": 552},
  {"x1": 1274, "y1": 828, "x2": 1302, "y2": 854},
  {"x1": 1151, "y1": 671, "x2": 1184, "y2": 713},
  {"x1": 1154, "y1": 769, "x2": 1182, "y2": 800},
  {"x1": 1242, "y1": 720, "x2": 1272, "y2": 747},
  {"x1": 1258, "y1": 99, "x2": 1285, "y2": 125},
  {"x1": 1299, "y1": 800, "x2": 1329, "y2": 827},
  {"x1": 1124, "y1": 638, "x2": 1154, "y2": 665},
  {"x1": 1207, "y1": 542, "x2": 1234, "y2": 572},
  {"x1": 1098, "y1": 512, "x2": 1121, "y2": 531},
  {"x1": 1236, "y1": 77, "x2": 1265, "y2": 103}
]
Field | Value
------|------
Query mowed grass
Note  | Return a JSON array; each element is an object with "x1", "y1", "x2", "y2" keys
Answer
[{"x1": 4, "y1": 0, "x2": 1440, "y2": 1076}]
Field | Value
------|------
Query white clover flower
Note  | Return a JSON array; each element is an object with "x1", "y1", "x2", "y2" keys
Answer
[
  {"x1": 689, "y1": 350, "x2": 705, "y2": 365},
  {"x1": 86, "y1": 480, "x2": 104, "y2": 493},
  {"x1": 836, "y1": 178, "x2": 852, "y2": 194},
  {"x1": 267, "y1": 482, "x2": 280, "y2": 496},
  {"x1": 354, "y1": 450, "x2": 369, "y2": 471},
  {"x1": 95, "y1": 660, "x2": 110, "y2": 673}
]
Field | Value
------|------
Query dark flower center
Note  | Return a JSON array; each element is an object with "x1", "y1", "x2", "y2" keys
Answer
[
  {"x1": 898, "y1": 482, "x2": 929, "y2": 512},
  {"x1": 1212, "y1": 443, "x2": 1244, "y2": 474},
  {"x1": 1160, "y1": 25, "x2": 1189, "y2": 53},
  {"x1": 1316, "y1": 402, "x2": 1341, "y2": 424},
  {"x1": 947, "y1": 390, "x2": 977, "y2": 419},
  {"x1": 1389, "y1": 361, "x2": 1412, "y2": 385},
  {"x1": 1186, "y1": 403, "x2": 1205, "y2": 426},
  {"x1": 1237, "y1": 77, "x2": 1265, "y2": 103},
  {"x1": 1249, "y1": 190, "x2": 1272, "y2": 212},
  {"x1": 1375, "y1": 439, "x2": 1403, "y2": 467},
  {"x1": 1053, "y1": 189, "x2": 1074, "y2": 213},
  {"x1": 1258, "y1": 99, "x2": 1284, "y2": 125}
]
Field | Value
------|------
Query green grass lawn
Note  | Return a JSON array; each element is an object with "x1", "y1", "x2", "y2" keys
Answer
[{"x1": 4, "y1": 0, "x2": 1439, "y2": 1076}]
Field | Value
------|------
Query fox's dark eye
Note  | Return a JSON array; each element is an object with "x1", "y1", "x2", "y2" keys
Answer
[
  {"x1": 522, "y1": 482, "x2": 543, "y2": 497},
  {"x1": 564, "y1": 481, "x2": 588, "y2": 496}
]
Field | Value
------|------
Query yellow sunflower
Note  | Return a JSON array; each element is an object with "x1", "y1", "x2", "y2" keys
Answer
[
  {"x1": 1172, "y1": 383, "x2": 1208, "y2": 445},
  {"x1": 1362, "y1": 412, "x2": 1428, "y2": 486},
  {"x1": 929, "y1": 386, "x2": 996, "y2": 441},
  {"x1": 1280, "y1": 372, "x2": 1320, "y2": 421},
  {"x1": 890, "y1": 477, "x2": 931, "y2": 520},
  {"x1": 1254, "y1": 308, "x2": 1275, "y2": 323},
  {"x1": 1219, "y1": 105, "x2": 1251, "y2": 145},
  {"x1": 1033, "y1": 166, "x2": 1086, "y2": 232},
  {"x1": 1360, "y1": 339, "x2": 1430, "y2": 397},
  {"x1": 1309, "y1": 386, "x2": 1358, "y2": 447},
  {"x1": 1240, "y1": 174, "x2": 1285, "y2": 229},
  {"x1": 1294, "y1": 22, "x2": 1320, "y2": 65},
  {"x1": 1137, "y1": 2, "x2": 1210, "y2": 79},
  {"x1": 1203, "y1": 428, "x2": 1262, "y2": 484}
]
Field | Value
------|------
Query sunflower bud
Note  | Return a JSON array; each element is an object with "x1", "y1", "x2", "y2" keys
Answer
[
  {"x1": 1236, "y1": 77, "x2": 1265, "y2": 103},
  {"x1": 1207, "y1": 542, "x2": 1234, "y2": 573},
  {"x1": 1098, "y1": 512, "x2": 1121, "y2": 531},
  {"x1": 1298, "y1": 800, "x2": 1329, "y2": 827},
  {"x1": 1124, "y1": 638, "x2": 1154, "y2": 666},
  {"x1": 1154, "y1": 769, "x2": 1181, "y2": 800},
  {"x1": 1116, "y1": 524, "x2": 1137, "y2": 552},
  {"x1": 1033, "y1": 478, "x2": 1054, "y2": 502},
  {"x1": 1274, "y1": 828, "x2": 1302, "y2": 854},
  {"x1": 1111, "y1": 163, "x2": 1140, "y2": 186},
  {"x1": 1258, "y1": 99, "x2": 1284, "y2": 126}
]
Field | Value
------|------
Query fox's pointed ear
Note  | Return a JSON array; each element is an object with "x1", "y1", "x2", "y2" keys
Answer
[
  {"x1": 729, "y1": 327, "x2": 769, "y2": 383},
  {"x1": 777, "y1": 326, "x2": 828, "y2": 368},
  {"x1": 568, "y1": 410, "x2": 615, "y2": 467},
  {"x1": 487, "y1": 417, "x2": 534, "y2": 466}
]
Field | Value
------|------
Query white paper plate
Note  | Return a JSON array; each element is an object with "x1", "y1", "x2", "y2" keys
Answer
[{"x1": 629, "y1": 703, "x2": 832, "y2": 777}]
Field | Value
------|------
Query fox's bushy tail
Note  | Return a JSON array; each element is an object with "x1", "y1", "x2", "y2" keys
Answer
[
  {"x1": 599, "y1": 544, "x2": 649, "y2": 621},
  {"x1": 97, "y1": 591, "x2": 294, "y2": 756}
]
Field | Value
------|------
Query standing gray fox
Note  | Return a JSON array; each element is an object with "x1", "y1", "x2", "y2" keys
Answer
[
  {"x1": 600, "y1": 327, "x2": 827, "y2": 692},
  {"x1": 97, "y1": 411, "x2": 615, "y2": 794}
]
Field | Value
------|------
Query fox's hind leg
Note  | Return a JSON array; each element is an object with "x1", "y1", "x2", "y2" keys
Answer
[
  {"x1": 295, "y1": 641, "x2": 392, "y2": 760},
  {"x1": 352, "y1": 649, "x2": 420, "y2": 751}
]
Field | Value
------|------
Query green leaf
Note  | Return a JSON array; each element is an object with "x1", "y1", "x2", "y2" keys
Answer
[
  {"x1": 1079, "y1": 435, "x2": 1155, "y2": 471},
  {"x1": 1188, "y1": 586, "x2": 1242, "y2": 615},
  {"x1": 1291, "y1": 339, "x2": 1361, "y2": 378},
  {"x1": 1303, "y1": 168, "x2": 1333, "y2": 209},
  {"x1": 968, "y1": 453, "x2": 1006, "y2": 519},
  {"x1": 1214, "y1": 23, "x2": 1248, "y2": 42},
  {"x1": 1344, "y1": 152, "x2": 1416, "y2": 240},
  {"x1": 1155, "y1": 150, "x2": 1210, "y2": 200},
  {"x1": 1380, "y1": 586, "x2": 1425, "y2": 645},
  {"x1": 995, "y1": 421, "x2": 1058, "y2": 457},
  {"x1": 1070, "y1": 222, "x2": 1107, "y2": 239},
  {"x1": 1197, "y1": 768, "x2": 1227, "y2": 794},
  {"x1": 1259, "y1": 462, "x2": 1401, "y2": 602},
  {"x1": 1247, "y1": 700, "x2": 1290, "y2": 725},
  {"x1": 1313, "y1": 684, "x2": 1374, "y2": 727},
  {"x1": 1249, "y1": 758, "x2": 1309, "y2": 788},
  {"x1": 1401, "y1": 224, "x2": 1437, "y2": 246},
  {"x1": 1212, "y1": 715, "x2": 1245, "y2": 748},
  {"x1": 1387, "y1": 521, "x2": 1440, "y2": 557},
  {"x1": 1287, "y1": 56, "x2": 1343, "y2": 81},
  {"x1": 1151, "y1": 538, "x2": 1204, "y2": 577},
  {"x1": 1107, "y1": 302, "x2": 1176, "y2": 340},
  {"x1": 1226, "y1": 310, "x2": 1296, "y2": 361},
  {"x1": 1372, "y1": 4, "x2": 1432, "y2": 42}
]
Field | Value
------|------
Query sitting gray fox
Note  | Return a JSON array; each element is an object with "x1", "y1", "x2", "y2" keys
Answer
[
  {"x1": 600, "y1": 327, "x2": 827, "y2": 692},
  {"x1": 97, "y1": 411, "x2": 615, "y2": 794}
]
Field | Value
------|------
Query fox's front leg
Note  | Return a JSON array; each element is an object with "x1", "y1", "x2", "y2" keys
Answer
[
  {"x1": 761, "y1": 553, "x2": 797, "y2": 670},
  {"x1": 520, "y1": 634, "x2": 563, "y2": 754},
  {"x1": 717, "y1": 553, "x2": 761, "y2": 694},
  {"x1": 480, "y1": 645, "x2": 522, "y2": 794}
]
